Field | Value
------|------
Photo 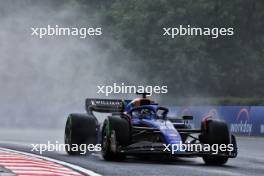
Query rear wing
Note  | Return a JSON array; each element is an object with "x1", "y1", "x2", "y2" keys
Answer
[{"x1": 85, "y1": 98, "x2": 124, "y2": 114}]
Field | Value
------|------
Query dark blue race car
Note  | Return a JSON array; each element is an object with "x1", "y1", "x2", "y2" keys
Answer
[{"x1": 64, "y1": 93, "x2": 237, "y2": 165}]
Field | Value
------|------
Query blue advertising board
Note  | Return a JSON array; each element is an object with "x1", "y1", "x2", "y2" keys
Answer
[{"x1": 168, "y1": 106, "x2": 264, "y2": 136}]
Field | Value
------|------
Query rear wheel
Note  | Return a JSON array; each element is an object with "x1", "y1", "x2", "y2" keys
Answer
[
  {"x1": 199, "y1": 119, "x2": 230, "y2": 165},
  {"x1": 102, "y1": 116, "x2": 130, "y2": 161},
  {"x1": 64, "y1": 113, "x2": 97, "y2": 155}
]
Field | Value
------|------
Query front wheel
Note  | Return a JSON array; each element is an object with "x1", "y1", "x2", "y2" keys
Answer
[
  {"x1": 199, "y1": 119, "x2": 230, "y2": 165},
  {"x1": 101, "y1": 116, "x2": 130, "y2": 161}
]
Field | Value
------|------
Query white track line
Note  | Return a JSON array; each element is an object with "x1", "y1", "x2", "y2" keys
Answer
[{"x1": 0, "y1": 147, "x2": 102, "y2": 176}]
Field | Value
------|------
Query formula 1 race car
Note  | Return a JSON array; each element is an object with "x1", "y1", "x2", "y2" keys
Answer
[{"x1": 64, "y1": 93, "x2": 237, "y2": 165}]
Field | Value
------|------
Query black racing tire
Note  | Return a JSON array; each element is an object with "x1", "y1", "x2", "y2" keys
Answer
[
  {"x1": 102, "y1": 116, "x2": 130, "y2": 161},
  {"x1": 64, "y1": 113, "x2": 97, "y2": 155},
  {"x1": 199, "y1": 120, "x2": 230, "y2": 165}
]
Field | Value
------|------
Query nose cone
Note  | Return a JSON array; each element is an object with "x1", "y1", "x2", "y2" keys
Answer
[{"x1": 142, "y1": 119, "x2": 183, "y2": 145}]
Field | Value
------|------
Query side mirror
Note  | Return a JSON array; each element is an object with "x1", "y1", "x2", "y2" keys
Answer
[
  {"x1": 157, "y1": 107, "x2": 169, "y2": 120},
  {"x1": 182, "y1": 115, "x2": 193, "y2": 120},
  {"x1": 161, "y1": 113, "x2": 167, "y2": 120}
]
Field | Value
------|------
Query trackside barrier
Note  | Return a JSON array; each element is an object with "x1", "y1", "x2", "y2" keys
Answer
[{"x1": 168, "y1": 106, "x2": 264, "y2": 136}]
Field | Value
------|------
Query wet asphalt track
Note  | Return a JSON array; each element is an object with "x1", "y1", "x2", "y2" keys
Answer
[{"x1": 0, "y1": 129, "x2": 263, "y2": 176}]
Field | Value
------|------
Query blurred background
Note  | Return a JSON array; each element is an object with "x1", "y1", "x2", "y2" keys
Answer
[{"x1": 0, "y1": 0, "x2": 263, "y2": 128}]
